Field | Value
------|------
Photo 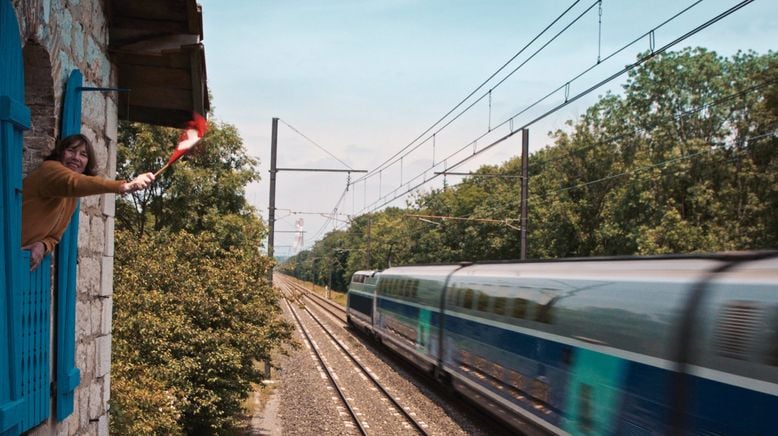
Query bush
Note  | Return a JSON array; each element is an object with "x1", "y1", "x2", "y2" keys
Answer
[{"x1": 111, "y1": 229, "x2": 293, "y2": 434}]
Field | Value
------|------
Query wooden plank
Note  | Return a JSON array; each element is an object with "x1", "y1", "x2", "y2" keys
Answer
[
  {"x1": 110, "y1": 16, "x2": 188, "y2": 34},
  {"x1": 111, "y1": 0, "x2": 188, "y2": 22},
  {"x1": 120, "y1": 86, "x2": 192, "y2": 111},
  {"x1": 118, "y1": 64, "x2": 191, "y2": 89},
  {"x1": 113, "y1": 51, "x2": 191, "y2": 70},
  {"x1": 119, "y1": 105, "x2": 193, "y2": 128}
]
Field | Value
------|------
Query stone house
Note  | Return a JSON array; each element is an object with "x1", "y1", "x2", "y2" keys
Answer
[{"x1": 0, "y1": 0, "x2": 208, "y2": 434}]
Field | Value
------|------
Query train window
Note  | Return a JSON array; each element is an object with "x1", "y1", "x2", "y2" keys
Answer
[
  {"x1": 447, "y1": 286, "x2": 458, "y2": 305},
  {"x1": 474, "y1": 356, "x2": 488, "y2": 372},
  {"x1": 463, "y1": 289, "x2": 474, "y2": 309},
  {"x1": 512, "y1": 298, "x2": 528, "y2": 319},
  {"x1": 535, "y1": 298, "x2": 557, "y2": 324},
  {"x1": 411, "y1": 280, "x2": 419, "y2": 298},
  {"x1": 477, "y1": 292, "x2": 490, "y2": 312},
  {"x1": 508, "y1": 370, "x2": 525, "y2": 399},
  {"x1": 531, "y1": 376, "x2": 550, "y2": 407},
  {"x1": 494, "y1": 297, "x2": 507, "y2": 316},
  {"x1": 458, "y1": 349, "x2": 470, "y2": 364},
  {"x1": 491, "y1": 363, "x2": 505, "y2": 390}
]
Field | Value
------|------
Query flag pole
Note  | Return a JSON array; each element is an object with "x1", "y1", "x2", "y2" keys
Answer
[{"x1": 153, "y1": 162, "x2": 171, "y2": 178}]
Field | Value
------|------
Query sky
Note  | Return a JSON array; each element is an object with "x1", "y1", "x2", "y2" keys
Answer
[{"x1": 197, "y1": 0, "x2": 777, "y2": 257}]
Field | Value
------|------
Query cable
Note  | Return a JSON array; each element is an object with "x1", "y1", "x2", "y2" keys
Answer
[
  {"x1": 363, "y1": 0, "x2": 603, "y2": 179},
  {"x1": 355, "y1": 0, "x2": 705, "y2": 187},
  {"x1": 357, "y1": 0, "x2": 754, "y2": 214},
  {"x1": 528, "y1": 77, "x2": 778, "y2": 172},
  {"x1": 279, "y1": 118, "x2": 354, "y2": 170},
  {"x1": 310, "y1": 186, "x2": 350, "y2": 241},
  {"x1": 352, "y1": 0, "x2": 588, "y2": 184}
]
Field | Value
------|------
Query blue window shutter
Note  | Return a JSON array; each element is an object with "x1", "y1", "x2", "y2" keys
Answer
[
  {"x1": 0, "y1": 0, "x2": 32, "y2": 434},
  {"x1": 20, "y1": 254, "x2": 52, "y2": 431},
  {"x1": 55, "y1": 70, "x2": 83, "y2": 422}
]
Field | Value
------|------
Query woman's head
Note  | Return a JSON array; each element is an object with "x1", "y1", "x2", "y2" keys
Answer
[{"x1": 45, "y1": 134, "x2": 98, "y2": 175}]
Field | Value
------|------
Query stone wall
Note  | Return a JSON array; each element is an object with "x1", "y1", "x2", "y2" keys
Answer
[{"x1": 15, "y1": 1, "x2": 118, "y2": 434}]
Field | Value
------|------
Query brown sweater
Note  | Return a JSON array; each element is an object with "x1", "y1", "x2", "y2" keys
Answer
[{"x1": 22, "y1": 160, "x2": 126, "y2": 253}]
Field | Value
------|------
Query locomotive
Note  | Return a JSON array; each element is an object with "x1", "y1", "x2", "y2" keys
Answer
[{"x1": 346, "y1": 252, "x2": 778, "y2": 435}]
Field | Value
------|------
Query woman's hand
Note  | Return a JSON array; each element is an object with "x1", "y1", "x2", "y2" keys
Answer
[
  {"x1": 22, "y1": 241, "x2": 46, "y2": 271},
  {"x1": 120, "y1": 172, "x2": 155, "y2": 194}
]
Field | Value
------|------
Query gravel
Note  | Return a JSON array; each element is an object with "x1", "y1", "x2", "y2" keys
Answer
[{"x1": 245, "y1": 282, "x2": 512, "y2": 435}]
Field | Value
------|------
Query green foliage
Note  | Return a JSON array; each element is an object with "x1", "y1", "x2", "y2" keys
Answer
[
  {"x1": 112, "y1": 117, "x2": 294, "y2": 434},
  {"x1": 282, "y1": 48, "x2": 778, "y2": 287},
  {"x1": 112, "y1": 230, "x2": 293, "y2": 434},
  {"x1": 116, "y1": 118, "x2": 264, "y2": 249}
]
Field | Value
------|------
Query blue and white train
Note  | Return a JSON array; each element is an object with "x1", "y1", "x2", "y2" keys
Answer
[{"x1": 346, "y1": 252, "x2": 778, "y2": 435}]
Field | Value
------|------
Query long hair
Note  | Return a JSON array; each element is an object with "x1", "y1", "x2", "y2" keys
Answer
[{"x1": 45, "y1": 134, "x2": 99, "y2": 176}]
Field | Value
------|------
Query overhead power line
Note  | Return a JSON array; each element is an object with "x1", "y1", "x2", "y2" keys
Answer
[
  {"x1": 365, "y1": 0, "x2": 604, "y2": 182},
  {"x1": 353, "y1": 0, "x2": 588, "y2": 185},
  {"x1": 279, "y1": 118, "x2": 354, "y2": 170},
  {"x1": 408, "y1": 214, "x2": 521, "y2": 230},
  {"x1": 528, "y1": 77, "x2": 778, "y2": 172},
  {"x1": 357, "y1": 0, "x2": 754, "y2": 214}
]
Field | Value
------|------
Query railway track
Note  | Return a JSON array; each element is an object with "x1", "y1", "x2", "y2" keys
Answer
[
  {"x1": 276, "y1": 276, "x2": 431, "y2": 435},
  {"x1": 283, "y1": 277, "x2": 347, "y2": 322}
]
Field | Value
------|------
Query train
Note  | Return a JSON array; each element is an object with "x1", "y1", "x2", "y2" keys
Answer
[{"x1": 345, "y1": 252, "x2": 778, "y2": 435}]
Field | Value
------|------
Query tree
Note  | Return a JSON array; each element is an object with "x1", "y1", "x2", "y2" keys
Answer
[
  {"x1": 116, "y1": 119, "x2": 264, "y2": 250},
  {"x1": 111, "y1": 230, "x2": 293, "y2": 434},
  {"x1": 111, "y1": 116, "x2": 294, "y2": 434}
]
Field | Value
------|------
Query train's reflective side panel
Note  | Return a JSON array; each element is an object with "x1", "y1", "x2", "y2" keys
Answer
[
  {"x1": 346, "y1": 270, "x2": 380, "y2": 333},
  {"x1": 441, "y1": 258, "x2": 720, "y2": 434},
  {"x1": 678, "y1": 256, "x2": 778, "y2": 434},
  {"x1": 351, "y1": 254, "x2": 778, "y2": 434},
  {"x1": 373, "y1": 265, "x2": 460, "y2": 372}
]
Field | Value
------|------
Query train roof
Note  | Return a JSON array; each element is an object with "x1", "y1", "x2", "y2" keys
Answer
[{"x1": 382, "y1": 251, "x2": 778, "y2": 271}]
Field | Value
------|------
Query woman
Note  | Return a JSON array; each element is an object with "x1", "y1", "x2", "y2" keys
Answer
[{"x1": 22, "y1": 134, "x2": 155, "y2": 270}]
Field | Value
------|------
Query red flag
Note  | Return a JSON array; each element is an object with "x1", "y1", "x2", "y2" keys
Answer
[{"x1": 155, "y1": 113, "x2": 208, "y2": 177}]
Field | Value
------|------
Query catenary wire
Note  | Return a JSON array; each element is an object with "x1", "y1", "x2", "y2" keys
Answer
[
  {"x1": 354, "y1": 0, "x2": 705, "y2": 186},
  {"x1": 360, "y1": 0, "x2": 604, "y2": 181},
  {"x1": 352, "y1": 0, "x2": 587, "y2": 184},
  {"x1": 527, "y1": 77, "x2": 778, "y2": 172},
  {"x1": 357, "y1": 0, "x2": 753, "y2": 214},
  {"x1": 279, "y1": 118, "x2": 354, "y2": 170}
]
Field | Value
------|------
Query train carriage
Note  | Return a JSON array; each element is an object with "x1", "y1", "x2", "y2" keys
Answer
[
  {"x1": 372, "y1": 265, "x2": 461, "y2": 372},
  {"x1": 347, "y1": 253, "x2": 778, "y2": 435},
  {"x1": 346, "y1": 270, "x2": 380, "y2": 333}
]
